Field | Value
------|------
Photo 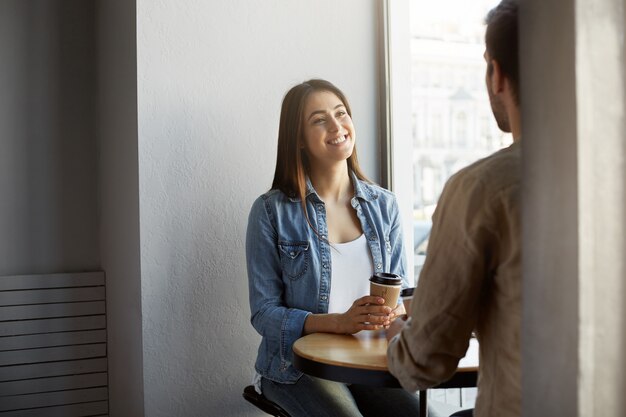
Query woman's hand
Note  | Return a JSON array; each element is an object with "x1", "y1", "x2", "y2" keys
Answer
[
  {"x1": 385, "y1": 313, "x2": 408, "y2": 341},
  {"x1": 336, "y1": 295, "x2": 393, "y2": 334},
  {"x1": 302, "y1": 296, "x2": 401, "y2": 335}
]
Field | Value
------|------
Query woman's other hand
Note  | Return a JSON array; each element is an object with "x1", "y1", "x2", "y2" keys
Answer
[
  {"x1": 388, "y1": 302, "x2": 406, "y2": 324},
  {"x1": 385, "y1": 313, "x2": 408, "y2": 341}
]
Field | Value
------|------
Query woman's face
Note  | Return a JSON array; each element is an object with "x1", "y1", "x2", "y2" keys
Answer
[{"x1": 301, "y1": 90, "x2": 355, "y2": 169}]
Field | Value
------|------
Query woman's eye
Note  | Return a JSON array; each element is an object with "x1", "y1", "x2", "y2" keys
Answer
[
  {"x1": 313, "y1": 118, "x2": 325, "y2": 124},
  {"x1": 336, "y1": 111, "x2": 346, "y2": 117}
]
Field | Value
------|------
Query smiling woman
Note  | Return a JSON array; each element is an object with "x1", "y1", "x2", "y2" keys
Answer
[{"x1": 245, "y1": 79, "x2": 425, "y2": 417}]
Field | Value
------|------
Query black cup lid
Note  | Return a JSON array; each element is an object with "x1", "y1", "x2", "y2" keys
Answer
[
  {"x1": 369, "y1": 272, "x2": 402, "y2": 286},
  {"x1": 401, "y1": 287, "x2": 415, "y2": 297}
]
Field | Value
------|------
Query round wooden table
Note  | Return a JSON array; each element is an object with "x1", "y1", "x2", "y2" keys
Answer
[{"x1": 293, "y1": 330, "x2": 479, "y2": 416}]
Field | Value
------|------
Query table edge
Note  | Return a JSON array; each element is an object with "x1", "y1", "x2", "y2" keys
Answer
[{"x1": 293, "y1": 350, "x2": 402, "y2": 388}]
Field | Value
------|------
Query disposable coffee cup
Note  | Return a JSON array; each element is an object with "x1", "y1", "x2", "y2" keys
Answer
[
  {"x1": 401, "y1": 287, "x2": 415, "y2": 312},
  {"x1": 369, "y1": 272, "x2": 402, "y2": 308}
]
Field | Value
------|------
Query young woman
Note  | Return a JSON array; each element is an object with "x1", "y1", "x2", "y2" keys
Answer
[{"x1": 246, "y1": 79, "x2": 421, "y2": 417}]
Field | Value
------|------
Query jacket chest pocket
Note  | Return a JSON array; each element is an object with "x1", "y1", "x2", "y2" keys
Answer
[{"x1": 278, "y1": 241, "x2": 310, "y2": 280}]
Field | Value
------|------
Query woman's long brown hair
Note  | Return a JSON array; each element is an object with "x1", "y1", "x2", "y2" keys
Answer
[{"x1": 271, "y1": 79, "x2": 370, "y2": 228}]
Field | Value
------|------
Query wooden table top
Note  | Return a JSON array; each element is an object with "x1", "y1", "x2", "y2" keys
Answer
[
  {"x1": 293, "y1": 329, "x2": 479, "y2": 373},
  {"x1": 293, "y1": 330, "x2": 392, "y2": 372}
]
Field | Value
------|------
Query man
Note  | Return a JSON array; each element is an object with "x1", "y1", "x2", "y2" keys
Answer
[{"x1": 386, "y1": 1, "x2": 521, "y2": 416}]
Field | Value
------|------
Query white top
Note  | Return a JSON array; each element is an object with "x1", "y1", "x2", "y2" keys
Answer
[{"x1": 328, "y1": 234, "x2": 374, "y2": 314}]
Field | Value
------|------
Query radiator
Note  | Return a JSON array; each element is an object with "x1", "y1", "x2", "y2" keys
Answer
[{"x1": 0, "y1": 272, "x2": 108, "y2": 416}]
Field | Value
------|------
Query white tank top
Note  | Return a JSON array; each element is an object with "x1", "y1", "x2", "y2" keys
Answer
[{"x1": 328, "y1": 234, "x2": 374, "y2": 314}]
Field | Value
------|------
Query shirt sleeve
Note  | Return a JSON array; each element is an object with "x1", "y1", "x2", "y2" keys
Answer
[
  {"x1": 387, "y1": 173, "x2": 497, "y2": 391},
  {"x1": 246, "y1": 196, "x2": 310, "y2": 365}
]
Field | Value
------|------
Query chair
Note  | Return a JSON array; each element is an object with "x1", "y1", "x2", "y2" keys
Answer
[{"x1": 243, "y1": 385, "x2": 291, "y2": 417}]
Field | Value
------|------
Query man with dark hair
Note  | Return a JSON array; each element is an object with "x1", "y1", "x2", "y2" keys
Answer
[{"x1": 386, "y1": 1, "x2": 521, "y2": 416}]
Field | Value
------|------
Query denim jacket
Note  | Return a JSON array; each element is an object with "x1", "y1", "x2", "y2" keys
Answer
[{"x1": 246, "y1": 172, "x2": 408, "y2": 383}]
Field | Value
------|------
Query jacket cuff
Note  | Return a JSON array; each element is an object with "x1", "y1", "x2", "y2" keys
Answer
[{"x1": 281, "y1": 309, "x2": 311, "y2": 365}]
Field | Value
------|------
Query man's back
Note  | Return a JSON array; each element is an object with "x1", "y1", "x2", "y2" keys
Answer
[{"x1": 388, "y1": 142, "x2": 521, "y2": 417}]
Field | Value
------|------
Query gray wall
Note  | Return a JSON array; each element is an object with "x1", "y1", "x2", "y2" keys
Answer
[
  {"x1": 0, "y1": 0, "x2": 99, "y2": 276},
  {"x1": 0, "y1": 1, "x2": 143, "y2": 414},
  {"x1": 97, "y1": 0, "x2": 144, "y2": 416},
  {"x1": 522, "y1": 0, "x2": 626, "y2": 415},
  {"x1": 136, "y1": 1, "x2": 382, "y2": 416},
  {"x1": 521, "y1": 0, "x2": 578, "y2": 415}
]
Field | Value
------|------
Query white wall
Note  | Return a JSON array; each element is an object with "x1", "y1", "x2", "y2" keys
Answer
[
  {"x1": 575, "y1": 0, "x2": 626, "y2": 414},
  {"x1": 0, "y1": 0, "x2": 99, "y2": 276},
  {"x1": 136, "y1": 1, "x2": 382, "y2": 415},
  {"x1": 97, "y1": 0, "x2": 144, "y2": 416}
]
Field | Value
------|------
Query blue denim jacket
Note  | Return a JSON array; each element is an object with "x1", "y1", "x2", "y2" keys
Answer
[{"x1": 246, "y1": 172, "x2": 408, "y2": 383}]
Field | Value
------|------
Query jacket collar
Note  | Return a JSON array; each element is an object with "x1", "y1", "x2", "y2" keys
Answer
[
  {"x1": 351, "y1": 171, "x2": 378, "y2": 202},
  {"x1": 288, "y1": 171, "x2": 378, "y2": 203}
]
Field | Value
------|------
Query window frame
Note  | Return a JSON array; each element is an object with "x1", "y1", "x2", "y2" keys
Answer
[{"x1": 379, "y1": 0, "x2": 415, "y2": 284}]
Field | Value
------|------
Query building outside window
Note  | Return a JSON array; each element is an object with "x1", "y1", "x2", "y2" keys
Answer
[{"x1": 408, "y1": 0, "x2": 512, "y2": 282}]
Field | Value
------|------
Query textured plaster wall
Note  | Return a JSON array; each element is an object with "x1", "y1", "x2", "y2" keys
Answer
[{"x1": 137, "y1": 1, "x2": 381, "y2": 415}]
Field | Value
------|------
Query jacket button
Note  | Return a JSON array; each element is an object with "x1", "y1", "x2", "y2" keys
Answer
[
  {"x1": 321, "y1": 295, "x2": 328, "y2": 301},
  {"x1": 376, "y1": 263, "x2": 382, "y2": 269}
]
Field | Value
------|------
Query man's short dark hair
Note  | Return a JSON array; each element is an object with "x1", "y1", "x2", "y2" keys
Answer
[{"x1": 485, "y1": 0, "x2": 519, "y2": 103}]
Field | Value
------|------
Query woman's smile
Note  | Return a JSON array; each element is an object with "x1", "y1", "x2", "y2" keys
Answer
[{"x1": 327, "y1": 135, "x2": 349, "y2": 146}]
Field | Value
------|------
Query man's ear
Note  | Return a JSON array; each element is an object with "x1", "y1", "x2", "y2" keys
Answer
[{"x1": 490, "y1": 59, "x2": 505, "y2": 94}]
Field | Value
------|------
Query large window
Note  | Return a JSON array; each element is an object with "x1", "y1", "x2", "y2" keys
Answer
[{"x1": 401, "y1": 0, "x2": 513, "y2": 280}]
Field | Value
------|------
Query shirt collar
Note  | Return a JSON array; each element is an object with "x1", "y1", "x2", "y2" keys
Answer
[{"x1": 287, "y1": 171, "x2": 378, "y2": 203}]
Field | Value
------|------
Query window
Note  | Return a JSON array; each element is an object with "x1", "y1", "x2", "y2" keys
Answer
[
  {"x1": 385, "y1": 0, "x2": 512, "y2": 285},
  {"x1": 431, "y1": 113, "x2": 443, "y2": 147},
  {"x1": 455, "y1": 111, "x2": 468, "y2": 147}
]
